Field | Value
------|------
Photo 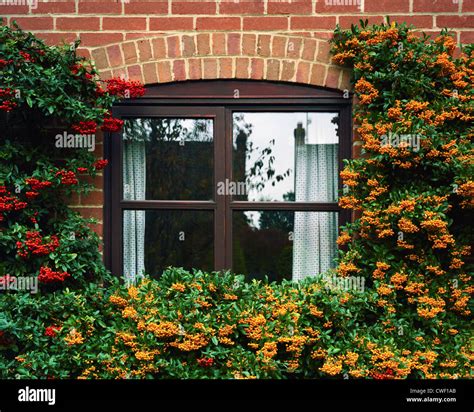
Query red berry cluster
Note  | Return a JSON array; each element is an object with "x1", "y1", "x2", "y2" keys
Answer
[
  {"x1": 29, "y1": 212, "x2": 39, "y2": 225},
  {"x1": 197, "y1": 357, "x2": 215, "y2": 368},
  {"x1": 71, "y1": 63, "x2": 94, "y2": 79},
  {"x1": 55, "y1": 170, "x2": 78, "y2": 186},
  {"x1": 71, "y1": 121, "x2": 97, "y2": 135},
  {"x1": 25, "y1": 178, "x2": 52, "y2": 199},
  {"x1": 93, "y1": 159, "x2": 109, "y2": 170},
  {"x1": 70, "y1": 64, "x2": 82, "y2": 75},
  {"x1": 19, "y1": 51, "x2": 35, "y2": 63},
  {"x1": 16, "y1": 231, "x2": 60, "y2": 258},
  {"x1": 371, "y1": 368, "x2": 395, "y2": 380},
  {"x1": 25, "y1": 191, "x2": 39, "y2": 200},
  {"x1": 25, "y1": 177, "x2": 46, "y2": 200},
  {"x1": 0, "y1": 59, "x2": 13, "y2": 67},
  {"x1": 101, "y1": 116, "x2": 124, "y2": 132},
  {"x1": 105, "y1": 78, "x2": 145, "y2": 98},
  {"x1": 95, "y1": 82, "x2": 106, "y2": 96},
  {"x1": 25, "y1": 178, "x2": 52, "y2": 191},
  {"x1": 38, "y1": 266, "x2": 70, "y2": 284},
  {"x1": 44, "y1": 325, "x2": 61, "y2": 338},
  {"x1": 0, "y1": 88, "x2": 17, "y2": 112},
  {"x1": 0, "y1": 186, "x2": 27, "y2": 222}
]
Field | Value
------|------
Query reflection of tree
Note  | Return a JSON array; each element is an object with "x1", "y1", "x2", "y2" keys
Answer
[
  {"x1": 123, "y1": 118, "x2": 212, "y2": 143},
  {"x1": 124, "y1": 118, "x2": 213, "y2": 200},
  {"x1": 233, "y1": 210, "x2": 292, "y2": 282},
  {"x1": 144, "y1": 211, "x2": 213, "y2": 278},
  {"x1": 123, "y1": 118, "x2": 214, "y2": 278},
  {"x1": 233, "y1": 114, "x2": 251, "y2": 200},
  {"x1": 331, "y1": 114, "x2": 340, "y2": 138},
  {"x1": 233, "y1": 114, "x2": 292, "y2": 200},
  {"x1": 232, "y1": 114, "x2": 295, "y2": 281},
  {"x1": 186, "y1": 119, "x2": 213, "y2": 143},
  {"x1": 233, "y1": 191, "x2": 295, "y2": 282},
  {"x1": 258, "y1": 191, "x2": 295, "y2": 233}
]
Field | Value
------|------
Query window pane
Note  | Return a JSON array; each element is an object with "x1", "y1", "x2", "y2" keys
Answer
[
  {"x1": 123, "y1": 210, "x2": 213, "y2": 280},
  {"x1": 233, "y1": 112, "x2": 339, "y2": 202},
  {"x1": 233, "y1": 210, "x2": 338, "y2": 282},
  {"x1": 122, "y1": 118, "x2": 214, "y2": 201}
]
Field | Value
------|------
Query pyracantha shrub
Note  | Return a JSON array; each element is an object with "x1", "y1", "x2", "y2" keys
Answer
[
  {"x1": 0, "y1": 141, "x2": 108, "y2": 289},
  {"x1": 1, "y1": 268, "x2": 471, "y2": 379},
  {"x1": 331, "y1": 21, "x2": 473, "y2": 378},
  {"x1": 0, "y1": 24, "x2": 145, "y2": 289},
  {"x1": 0, "y1": 24, "x2": 146, "y2": 376},
  {"x1": 0, "y1": 23, "x2": 472, "y2": 380},
  {"x1": 0, "y1": 23, "x2": 144, "y2": 130}
]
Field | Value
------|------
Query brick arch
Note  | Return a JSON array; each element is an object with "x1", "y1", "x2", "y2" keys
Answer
[{"x1": 89, "y1": 32, "x2": 351, "y2": 91}]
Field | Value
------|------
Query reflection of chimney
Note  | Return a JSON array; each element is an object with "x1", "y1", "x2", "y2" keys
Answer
[
  {"x1": 235, "y1": 129, "x2": 248, "y2": 200},
  {"x1": 294, "y1": 122, "x2": 305, "y2": 202},
  {"x1": 294, "y1": 122, "x2": 305, "y2": 143}
]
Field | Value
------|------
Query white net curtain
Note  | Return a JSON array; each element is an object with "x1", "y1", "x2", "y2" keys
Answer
[
  {"x1": 122, "y1": 126, "x2": 147, "y2": 285},
  {"x1": 292, "y1": 114, "x2": 339, "y2": 281}
]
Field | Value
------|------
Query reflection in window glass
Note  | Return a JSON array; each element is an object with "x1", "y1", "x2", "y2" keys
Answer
[
  {"x1": 123, "y1": 210, "x2": 213, "y2": 280},
  {"x1": 122, "y1": 118, "x2": 214, "y2": 201},
  {"x1": 233, "y1": 112, "x2": 339, "y2": 202},
  {"x1": 233, "y1": 210, "x2": 338, "y2": 282}
]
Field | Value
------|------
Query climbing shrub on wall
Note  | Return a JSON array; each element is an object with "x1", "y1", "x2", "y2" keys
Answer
[
  {"x1": 0, "y1": 24, "x2": 144, "y2": 371},
  {"x1": 0, "y1": 24, "x2": 144, "y2": 287},
  {"x1": 331, "y1": 21, "x2": 473, "y2": 378},
  {"x1": 0, "y1": 23, "x2": 472, "y2": 380}
]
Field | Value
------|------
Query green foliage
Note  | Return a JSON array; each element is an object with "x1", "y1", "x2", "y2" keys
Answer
[
  {"x1": 0, "y1": 23, "x2": 114, "y2": 126},
  {"x1": 331, "y1": 21, "x2": 473, "y2": 378},
  {"x1": 1, "y1": 268, "x2": 471, "y2": 379},
  {"x1": 0, "y1": 140, "x2": 107, "y2": 285},
  {"x1": 0, "y1": 23, "x2": 471, "y2": 381}
]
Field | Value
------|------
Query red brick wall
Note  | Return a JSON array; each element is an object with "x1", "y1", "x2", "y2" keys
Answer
[
  {"x1": 2, "y1": 0, "x2": 472, "y2": 237},
  {"x1": 68, "y1": 133, "x2": 105, "y2": 239},
  {"x1": 2, "y1": 0, "x2": 473, "y2": 48}
]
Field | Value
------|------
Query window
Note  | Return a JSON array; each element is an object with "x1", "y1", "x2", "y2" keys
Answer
[{"x1": 105, "y1": 80, "x2": 352, "y2": 283}]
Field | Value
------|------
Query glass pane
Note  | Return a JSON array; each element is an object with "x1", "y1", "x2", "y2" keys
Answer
[
  {"x1": 123, "y1": 210, "x2": 213, "y2": 279},
  {"x1": 122, "y1": 118, "x2": 214, "y2": 200},
  {"x1": 233, "y1": 210, "x2": 338, "y2": 282},
  {"x1": 233, "y1": 112, "x2": 339, "y2": 202}
]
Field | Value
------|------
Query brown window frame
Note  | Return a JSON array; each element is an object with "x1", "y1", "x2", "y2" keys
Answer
[{"x1": 104, "y1": 80, "x2": 352, "y2": 277}]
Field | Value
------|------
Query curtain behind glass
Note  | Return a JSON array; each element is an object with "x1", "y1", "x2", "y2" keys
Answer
[
  {"x1": 123, "y1": 128, "x2": 146, "y2": 284},
  {"x1": 292, "y1": 119, "x2": 338, "y2": 281}
]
